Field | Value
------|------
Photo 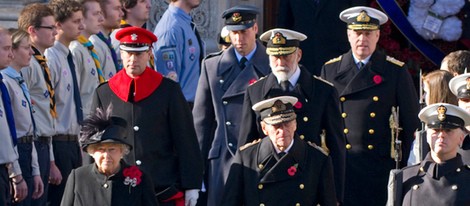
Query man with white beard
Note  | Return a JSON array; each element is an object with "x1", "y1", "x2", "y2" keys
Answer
[{"x1": 237, "y1": 28, "x2": 346, "y2": 203}]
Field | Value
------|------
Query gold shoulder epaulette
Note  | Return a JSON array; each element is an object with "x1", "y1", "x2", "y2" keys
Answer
[
  {"x1": 325, "y1": 56, "x2": 342, "y2": 65},
  {"x1": 386, "y1": 56, "x2": 405, "y2": 67},
  {"x1": 239, "y1": 139, "x2": 261, "y2": 151},
  {"x1": 313, "y1": 75, "x2": 334, "y2": 87},
  {"x1": 307, "y1": 141, "x2": 328, "y2": 156}
]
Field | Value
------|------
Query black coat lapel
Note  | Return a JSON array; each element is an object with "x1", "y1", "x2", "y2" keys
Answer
[{"x1": 259, "y1": 136, "x2": 306, "y2": 183}]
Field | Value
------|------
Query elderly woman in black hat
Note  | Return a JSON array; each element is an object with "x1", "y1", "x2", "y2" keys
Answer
[{"x1": 60, "y1": 107, "x2": 157, "y2": 206}]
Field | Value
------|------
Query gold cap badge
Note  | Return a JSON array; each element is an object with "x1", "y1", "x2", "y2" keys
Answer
[
  {"x1": 437, "y1": 105, "x2": 447, "y2": 121},
  {"x1": 232, "y1": 13, "x2": 242, "y2": 23},
  {"x1": 272, "y1": 32, "x2": 286, "y2": 45},
  {"x1": 357, "y1": 11, "x2": 371, "y2": 23}
]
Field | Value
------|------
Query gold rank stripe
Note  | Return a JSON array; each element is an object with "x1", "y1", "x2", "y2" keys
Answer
[
  {"x1": 325, "y1": 56, "x2": 342, "y2": 65},
  {"x1": 240, "y1": 138, "x2": 261, "y2": 151},
  {"x1": 386, "y1": 56, "x2": 405, "y2": 67}
]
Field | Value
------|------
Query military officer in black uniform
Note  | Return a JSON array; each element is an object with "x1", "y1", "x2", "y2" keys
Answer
[
  {"x1": 92, "y1": 27, "x2": 203, "y2": 206},
  {"x1": 192, "y1": 5, "x2": 270, "y2": 206},
  {"x1": 399, "y1": 103, "x2": 470, "y2": 206},
  {"x1": 320, "y1": 6, "x2": 420, "y2": 206},
  {"x1": 448, "y1": 73, "x2": 470, "y2": 164},
  {"x1": 223, "y1": 96, "x2": 337, "y2": 206},
  {"x1": 238, "y1": 28, "x2": 345, "y2": 202}
]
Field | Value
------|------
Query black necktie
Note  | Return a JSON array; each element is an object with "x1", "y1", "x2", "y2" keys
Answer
[
  {"x1": 67, "y1": 51, "x2": 83, "y2": 124},
  {"x1": 0, "y1": 73, "x2": 17, "y2": 145},
  {"x1": 278, "y1": 152, "x2": 286, "y2": 158},
  {"x1": 240, "y1": 57, "x2": 248, "y2": 69},
  {"x1": 191, "y1": 21, "x2": 203, "y2": 64},
  {"x1": 358, "y1": 61, "x2": 365, "y2": 70},
  {"x1": 280, "y1": 80, "x2": 291, "y2": 92}
]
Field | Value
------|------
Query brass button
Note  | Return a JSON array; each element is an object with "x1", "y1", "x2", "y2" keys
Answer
[
  {"x1": 135, "y1": 160, "x2": 142, "y2": 165},
  {"x1": 419, "y1": 167, "x2": 424, "y2": 172},
  {"x1": 340, "y1": 97, "x2": 346, "y2": 102},
  {"x1": 369, "y1": 129, "x2": 374, "y2": 134},
  {"x1": 219, "y1": 79, "x2": 224, "y2": 84},
  {"x1": 226, "y1": 121, "x2": 231, "y2": 126},
  {"x1": 258, "y1": 184, "x2": 263, "y2": 190},
  {"x1": 103, "y1": 183, "x2": 109, "y2": 188},
  {"x1": 370, "y1": 112, "x2": 376, "y2": 118},
  {"x1": 258, "y1": 164, "x2": 263, "y2": 169},
  {"x1": 456, "y1": 168, "x2": 461, "y2": 172},
  {"x1": 368, "y1": 145, "x2": 374, "y2": 150},
  {"x1": 299, "y1": 184, "x2": 304, "y2": 189},
  {"x1": 452, "y1": 185, "x2": 458, "y2": 190},
  {"x1": 223, "y1": 101, "x2": 228, "y2": 105},
  {"x1": 133, "y1": 126, "x2": 139, "y2": 131},
  {"x1": 343, "y1": 128, "x2": 349, "y2": 134},
  {"x1": 296, "y1": 203, "x2": 300, "y2": 206},
  {"x1": 303, "y1": 117, "x2": 308, "y2": 122},
  {"x1": 412, "y1": 185, "x2": 419, "y2": 190},
  {"x1": 373, "y1": 96, "x2": 379, "y2": 101},
  {"x1": 299, "y1": 135, "x2": 305, "y2": 140},
  {"x1": 341, "y1": 113, "x2": 347, "y2": 118},
  {"x1": 346, "y1": 144, "x2": 351, "y2": 149},
  {"x1": 260, "y1": 204, "x2": 265, "y2": 206}
]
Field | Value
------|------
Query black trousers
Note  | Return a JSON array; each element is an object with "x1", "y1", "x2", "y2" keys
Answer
[{"x1": 47, "y1": 140, "x2": 81, "y2": 206}]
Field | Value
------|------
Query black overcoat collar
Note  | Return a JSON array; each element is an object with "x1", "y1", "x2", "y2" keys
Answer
[
  {"x1": 333, "y1": 50, "x2": 388, "y2": 96},
  {"x1": 257, "y1": 136, "x2": 306, "y2": 183}
]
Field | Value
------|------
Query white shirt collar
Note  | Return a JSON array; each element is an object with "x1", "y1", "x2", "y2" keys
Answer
[
  {"x1": 277, "y1": 65, "x2": 301, "y2": 86},
  {"x1": 274, "y1": 138, "x2": 295, "y2": 154}
]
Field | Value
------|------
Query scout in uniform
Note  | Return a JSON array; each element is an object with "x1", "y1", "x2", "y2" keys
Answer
[
  {"x1": 153, "y1": 0, "x2": 203, "y2": 106},
  {"x1": 320, "y1": 6, "x2": 420, "y2": 205},
  {"x1": 92, "y1": 26, "x2": 203, "y2": 206},
  {"x1": 448, "y1": 73, "x2": 470, "y2": 164},
  {"x1": 192, "y1": 5, "x2": 270, "y2": 206},
  {"x1": 70, "y1": 0, "x2": 106, "y2": 117},
  {"x1": 223, "y1": 96, "x2": 337, "y2": 206},
  {"x1": 400, "y1": 103, "x2": 470, "y2": 205},
  {"x1": 45, "y1": 1, "x2": 85, "y2": 204},
  {"x1": 238, "y1": 28, "x2": 345, "y2": 202}
]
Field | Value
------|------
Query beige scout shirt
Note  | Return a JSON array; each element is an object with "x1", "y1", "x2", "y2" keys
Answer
[{"x1": 45, "y1": 41, "x2": 80, "y2": 135}]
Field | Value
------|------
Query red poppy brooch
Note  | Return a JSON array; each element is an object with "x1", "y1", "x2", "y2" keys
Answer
[
  {"x1": 287, "y1": 163, "x2": 298, "y2": 176},
  {"x1": 123, "y1": 166, "x2": 142, "y2": 190},
  {"x1": 373, "y1": 75, "x2": 382, "y2": 84},
  {"x1": 294, "y1": 101, "x2": 302, "y2": 109}
]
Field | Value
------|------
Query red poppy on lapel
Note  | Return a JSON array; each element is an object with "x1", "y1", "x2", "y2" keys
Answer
[
  {"x1": 249, "y1": 78, "x2": 257, "y2": 85},
  {"x1": 287, "y1": 163, "x2": 298, "y2": 176},
  {"x1": 294, "y1": 101, "x2": 302, "y2": 109},
  {"x1": 123, "y1": 165, "x2": 142, "y2": 187},
  {"x1": 373, "y1": 75, "x2": 382, "y2": 84}
]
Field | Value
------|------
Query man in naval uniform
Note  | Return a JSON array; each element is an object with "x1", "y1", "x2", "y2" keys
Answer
[
  {"x1": 192, "y1": 5, "x2": 270, "y2": 206},
  {"x1": 448, "y1": 73, "x2": 470, "y2": 164},
  {"x1": 320, "y1": 6, "x2": 420, "y2": 205},
  {"x1": 238, "y1": 28, "x2": 345, "y2": 202},
  {"x1": 92, "y1": 26, "x2": 203, "y2": 206},
  {"x1": 223, "y1": 96, "x2": 336, "y2": 206},
  {"x1": 399, "y1": 103, "x2": 470, "y2": 205}
]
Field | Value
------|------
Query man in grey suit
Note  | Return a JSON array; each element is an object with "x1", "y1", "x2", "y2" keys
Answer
[{"x1": 192, "y1": 5, "x2": 271, "y2": 206}]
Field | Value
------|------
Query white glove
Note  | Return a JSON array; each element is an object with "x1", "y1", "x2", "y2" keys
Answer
[{"x1": 185, "y1": 189, "x2": 199, "y2": 206}]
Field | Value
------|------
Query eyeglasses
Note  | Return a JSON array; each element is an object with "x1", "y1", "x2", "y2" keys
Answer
[{"x1": 36, "y1": 25, "x2": 57, "y2": 30}]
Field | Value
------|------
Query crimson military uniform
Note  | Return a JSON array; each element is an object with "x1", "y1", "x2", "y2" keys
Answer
[
  {"x1": 320, "y1": 7, "x2": 420, "y2": 205},
  {"x1": 91, "y1": 27, "x2": 203, "y2": 205},
  {"x1": 223, "y1": 96, "x2": 336, "y2": 206}
]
